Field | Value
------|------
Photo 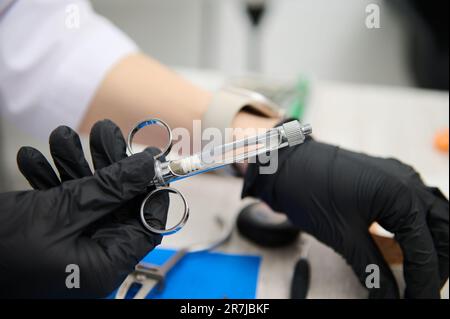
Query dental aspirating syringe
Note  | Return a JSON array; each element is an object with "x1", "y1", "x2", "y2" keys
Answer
[
  {"x1": 152, "y1": 120, "x2": 311, "y2": 185},
  {"x1": 127, "y1": 119, "x2": 312, "y2": 235}
]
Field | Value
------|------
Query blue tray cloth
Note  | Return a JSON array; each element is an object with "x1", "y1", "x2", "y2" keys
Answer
[{"x1": 110, "y1": 248, "x2": 261, "y2": 299}]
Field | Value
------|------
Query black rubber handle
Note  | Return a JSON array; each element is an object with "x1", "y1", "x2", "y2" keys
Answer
[
  {"x1": 290, "y1": 258, "x2": 310, "y2": 299},
  {"x1": 236, "y1": 202, "x2": 300, "y2": 247}
]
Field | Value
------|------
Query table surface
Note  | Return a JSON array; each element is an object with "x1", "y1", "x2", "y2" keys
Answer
[{"x1": 1, "y1": 69, "x2": 448, "y2": 298}]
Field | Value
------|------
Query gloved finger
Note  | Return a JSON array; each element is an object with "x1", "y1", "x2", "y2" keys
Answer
[
  {"x1": 397, "y1": 222, "x2": 440, "y2": 298},
  {"x1": 142, "y1": 186, "x2": 169, "y2": 234},
  {"x1": 16, "y1": 147, "x2": 61, "y2": 190},
  {"x1": 87, "y1": 120, "x2": 127, "y2": 237},
  {"x1": 89, "y1": 119, "x2": 127, "y2": 170},
  {"x1": 137, "y1": 147, "x2": 168, "y2": 230},
  {"x1": 57, "y1": 151, "x2": 156, "y2": 227},
  {"x1": 426, "y1": 190, "x2": 449, "y2": 287},
  {"x1": 85, "y1": 215, "x2": 167, "y2": 295},
  {"x1": 49, "y1": 125, "x2": 92, "y2": 182},
  {"x1": 142, "y1": 147, "x2": 162, "y2": 167},
  {"x1": 91, "y1": 192, "x2": 169, "y2": 269},
  {"x1": 343, "y1": 233, "x2": 400, "y2": 299},
  {"x1": 83, "y1": 185, "x2": 168, "y2": 295},
  {"x1": 380, "y1": 190, "x2": 441, "y2": 298},
  {"x1": 84, "y1": 145, "x2": 162, "y2": 237}
]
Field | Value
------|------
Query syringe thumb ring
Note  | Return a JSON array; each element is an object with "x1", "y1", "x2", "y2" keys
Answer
[{"x1": 140, "y1": 187, "x2": 190, "y2": 235}]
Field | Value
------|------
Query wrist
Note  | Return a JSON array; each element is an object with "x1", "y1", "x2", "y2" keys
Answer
[
  {"x1": 201, "y1": 87, "x2": 283, "y2": 138},
  {"x1": 231, "y1": 110, "x2": 281, "y2": 132}
]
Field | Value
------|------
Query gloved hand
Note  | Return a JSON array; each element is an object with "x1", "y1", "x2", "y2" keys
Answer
[
  {"x1": 0, "y1": 120, "x2": 168, "y2": 298},
  {"x1": 243, "y1": 136, "x2": 449, "y2": 299}
]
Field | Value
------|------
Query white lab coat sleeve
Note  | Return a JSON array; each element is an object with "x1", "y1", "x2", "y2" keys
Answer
[{"x1": 0, "y1": 0, "x2": 139, "y2": 139}]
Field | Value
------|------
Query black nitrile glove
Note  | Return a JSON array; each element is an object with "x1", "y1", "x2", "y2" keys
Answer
[
  {"x1": 0, "y1": 120, "x2": 168, "y2": 298},
  {"x1": 243, "y1": 138, "x2": 449, "y2": 299}
]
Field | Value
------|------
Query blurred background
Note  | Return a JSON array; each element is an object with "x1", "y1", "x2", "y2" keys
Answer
[{"x1": 90, "y1": 0, "x2": 448, "y2": 88}]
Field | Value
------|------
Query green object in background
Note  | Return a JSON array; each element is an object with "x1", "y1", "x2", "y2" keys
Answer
[{"x1": 289, "y1": 77, "x2": 310, "y2": 120}]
